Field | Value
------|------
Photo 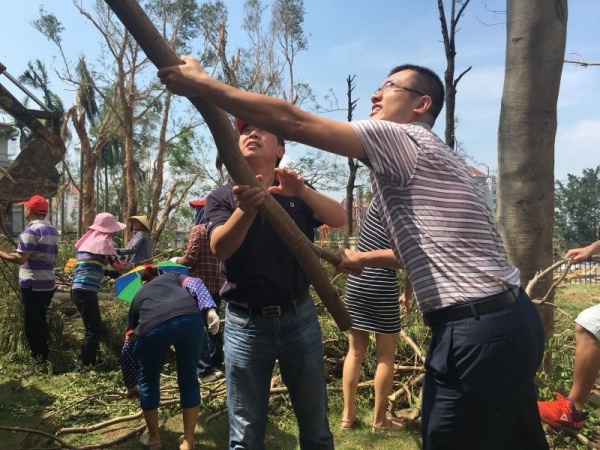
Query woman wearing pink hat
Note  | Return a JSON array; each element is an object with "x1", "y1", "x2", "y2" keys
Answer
[{"x1": 71, "y1": 212, "x2": 129, "y2": 371}]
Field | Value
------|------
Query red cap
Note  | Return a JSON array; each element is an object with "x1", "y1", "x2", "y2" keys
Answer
[
  {"x1": 189, "y1": 199, "x2": 206, "y2": 207},
  {"x1": 235, "y1": 118, "x2": 247, "y2": 134},
  {"x1": 19, "y1": 195, "x2": 48, "y2": 215}
]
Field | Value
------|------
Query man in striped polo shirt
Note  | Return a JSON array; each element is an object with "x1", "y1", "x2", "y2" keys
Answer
[
  {"x1": 159, "y1": 58, "x2": 548, "y2": 449},
  {"x1": 0, "y1": 195, "x2": 58, "y2": 377}
]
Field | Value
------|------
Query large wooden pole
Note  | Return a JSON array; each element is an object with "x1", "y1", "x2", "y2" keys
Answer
[{"x1": 104, "y1": 0, "x2": 351, "y2": 330}]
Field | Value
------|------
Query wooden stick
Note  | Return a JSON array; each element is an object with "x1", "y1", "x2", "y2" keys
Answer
[{"x1": 103, "y1": 0, "x2": 351, "y2": 331}]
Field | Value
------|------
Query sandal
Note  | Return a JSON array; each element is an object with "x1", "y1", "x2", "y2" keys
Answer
[
  {"x1": 372, "y1": 418, "x2": 405, "y2": 432},
  {"x1": 139, "y1": 431, "x2": 163, "y2": 449},
  {"x1": 179, "y1": 434, "x2": 196, "y2": 450},
  {"x1": 340, "y1": 418, "x2": 359, "y2": 430}
]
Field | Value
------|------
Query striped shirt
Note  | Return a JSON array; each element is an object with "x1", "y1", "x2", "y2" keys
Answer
[
  {"x1": 17, "y1": 219, "x2": 58, "y2": 291},
  {"x1": 177, "y1": 224, "x2": 225, "y2": 295},
  {"x1": 345, "y1": 202, "x2": 400, "y2": 334},
  {"x1": 352, "y1": 120, "x2": 520, "y2": 313},
  {"x1": 72, "y1": 252, "x2": 112, "y2": 292}
]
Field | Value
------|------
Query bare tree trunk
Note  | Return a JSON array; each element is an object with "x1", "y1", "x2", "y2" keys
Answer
[
  {"x1": 497, "y1": 0, "x2": 567, "y2": 370},
  {"x1": 437, "y1": 0, "x2": 472, "y2": 150},
  {"x1": 344, "y1": 75, "x2": 358, "y2": 237}
]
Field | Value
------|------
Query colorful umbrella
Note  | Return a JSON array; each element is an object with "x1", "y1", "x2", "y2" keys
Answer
[{"x1": 115, "y1": 260, "x2": 190, "y2": 302}]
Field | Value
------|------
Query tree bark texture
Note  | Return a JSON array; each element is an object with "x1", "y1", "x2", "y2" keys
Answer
[
  {"x1": 498, "y1": 0, "x2": 567, "y2": 340},
  {"x1": 103, "y1": 0, "x2": 351, "y2": 331}
]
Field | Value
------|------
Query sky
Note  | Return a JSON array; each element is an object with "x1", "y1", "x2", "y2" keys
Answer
[{"x1": 1, "y1": 0, "x2": 599, "y2": 197}]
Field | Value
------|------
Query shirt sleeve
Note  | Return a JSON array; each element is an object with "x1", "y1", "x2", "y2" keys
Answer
[
  {"x1": 205, "y1": 185, "x2": 236, "y2": 239},
  {"x1": 17, "y1": 225, "x2": 41, "y2": 254},
  {"x1": 351, "y1": 120, "x2": 419, "y2": 187},
  {"x1": 182, "y1": 276, "x2": 217, "y2": 311},
  {"x1": 178, "y1": 226, "x2": 202, "y2": 267},
  {"x1": 120, "y1": 232, "x2": 143, "y2": 255}
]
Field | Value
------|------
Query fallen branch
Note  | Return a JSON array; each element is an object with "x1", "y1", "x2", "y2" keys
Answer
[
  {"x1": 526, "y1": 258, "x2": 570, "y2": 298},
  {"x1": 206, "y1": 409, "x2": 228, "y2": 423},
  {"x1": 59, "y1": 398, "x2": 178, "y2": 434},
  {"x1": 0, "y1": 424, "x2": 146, "y2": 450},
  {"x1": 399, "y1": 330, "x2": 424, "y2": 363}
]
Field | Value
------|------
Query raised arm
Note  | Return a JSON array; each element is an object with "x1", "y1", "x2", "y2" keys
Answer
[
  {"x1": 268, "y1": 168, "x2": 346, "y2": 228},
  {"x1": 158, "y1": 56, "x2": 366, "y2": 159}
]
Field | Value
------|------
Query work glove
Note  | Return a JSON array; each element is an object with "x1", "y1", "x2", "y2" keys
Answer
[
  {"x1": 206, "y1": 309, "x2": 220, "y2": 335},
  {"x1": 170, "y1": 257, "x2": 180, "y2": 263}
]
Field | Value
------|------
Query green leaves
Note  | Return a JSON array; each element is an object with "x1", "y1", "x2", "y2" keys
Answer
[{"x1": 555, "y1": 166, "x2": 600, "y2": 249}]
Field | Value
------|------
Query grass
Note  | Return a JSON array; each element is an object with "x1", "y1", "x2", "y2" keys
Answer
[{"x1": 0, "y1": 284, "x2": 598, "y2": 449}]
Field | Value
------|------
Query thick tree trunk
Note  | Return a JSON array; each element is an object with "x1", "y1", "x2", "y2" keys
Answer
[{"x1": 497, "y1": 0, "x2": 567, "y2": 350}]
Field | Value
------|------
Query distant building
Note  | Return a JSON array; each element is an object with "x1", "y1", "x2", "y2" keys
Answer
[
  {"x1": 467, "y1": 165, "x2": 497, "y2": 218},
  {"x1": 48, "y1": 184, "x2": 80, "y2": 235},
  {"x1": 0, "y1": 122, "x2": 24, "y2": 235}
]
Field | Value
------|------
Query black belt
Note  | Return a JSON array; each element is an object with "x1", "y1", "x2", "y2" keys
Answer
[
  {"x1": 227, "y1": 292, "x2": 309, "y2": 317},
  {"x1": 423, "y1": 287, "x2": 520, "y2": 327}
]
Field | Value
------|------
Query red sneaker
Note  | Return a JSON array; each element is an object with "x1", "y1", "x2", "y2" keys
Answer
[{"x1": 537, "y1": 394, "x2": 586, "y2": 431}]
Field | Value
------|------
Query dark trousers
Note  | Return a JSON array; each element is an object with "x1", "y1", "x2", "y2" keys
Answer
[
  {"x1": 21, "y1": 287, "x2": 54, "y2": 361},
  {"x1": 197, "y1": 294, "x2": 225, "y2": 376},
  {"x1": 422, "y1": 289, "x2": 549, "y2": 450},
  {"x1": 71, "y1": 289, "x2": 102, "y2": 366}
]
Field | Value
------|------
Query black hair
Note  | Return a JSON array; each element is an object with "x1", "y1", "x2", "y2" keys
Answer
[{"x1": 388, "y1": 64, "x2": 445, "y2": 121}]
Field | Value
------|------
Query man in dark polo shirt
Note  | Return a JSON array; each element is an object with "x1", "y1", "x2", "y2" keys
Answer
[{"x1": 204, "y1": 119, "x2": 346, "y2": 450}]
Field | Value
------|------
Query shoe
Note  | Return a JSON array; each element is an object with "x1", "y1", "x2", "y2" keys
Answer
[
  {"x1": 20, "y1": 366, "x2": 36, "y2": 378},
  {"x1": 179, "y1": 434, "x2": 196, "y2": 450},
  {"x1": 20, "y1": 357, "x2": 46, "y2": 378},
  {"x1": 125, "y1": 385, "x2": 140, "y2": 397},
  {"x1": 139, "y1": 431, "x2": 162, "y2": 449},
  {"x1": 199, "y1": 370, "x2": 224, "y2": 383},
  {"x1": 538, "y1": 393, "x2": 586, "y2": 431},
  {"x1": 372, "y1": 418, "x2": 405, "y2": 432},
  {"x1": 340, "y1": 418, "x2": 359, "y2": 430}
]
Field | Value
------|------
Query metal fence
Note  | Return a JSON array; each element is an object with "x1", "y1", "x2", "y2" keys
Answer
[{"x1": 555, "y1": 260, "x2": 600, "y2": 285}]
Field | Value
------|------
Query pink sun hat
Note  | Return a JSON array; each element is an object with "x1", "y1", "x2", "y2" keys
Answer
[{"x1": 75, "y1": 213, "x2": 126, "y2": 255}]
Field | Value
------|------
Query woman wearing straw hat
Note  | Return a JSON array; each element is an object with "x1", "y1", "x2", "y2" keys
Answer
[
  {"x1": 72, "y1": 212, "x2": 128, "y2": 371},
  {"x1": 117, "y1": 216, "x2": 152, "y2": 266}
]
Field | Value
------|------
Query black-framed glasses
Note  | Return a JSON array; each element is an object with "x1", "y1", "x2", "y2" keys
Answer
[{"x1": 374, "y1": 81, "x2": 426, "y2": 97}]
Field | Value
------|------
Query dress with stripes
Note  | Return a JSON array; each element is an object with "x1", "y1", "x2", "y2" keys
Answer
[{"x1": 344, "y1": 202, "x2": 401, "y2": 334}]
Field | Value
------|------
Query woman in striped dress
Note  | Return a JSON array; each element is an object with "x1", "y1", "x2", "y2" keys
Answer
[{"x1": 341, "y1": 201, "x2": 411, "y2": 430}]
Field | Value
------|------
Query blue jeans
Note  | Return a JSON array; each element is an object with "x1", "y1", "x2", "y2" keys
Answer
[
  {"x1": 198, "y1": 294, "x2": 225, "y2": 376},
  {"x1": 224, "y1": 297, "x2": 334, "y2": 450},
  {"x1": 134, "y1": 314, "x2": 204, "y2": 410}
]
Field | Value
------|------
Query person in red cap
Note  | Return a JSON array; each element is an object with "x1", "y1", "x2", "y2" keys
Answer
[
  {"x1": 201, "y1": 118, "x2": 346, "y2": 449},
  {"x1": 172, "y1": 198, "x2": 226, "y2": 383},
  {"x1": 0, "y1": 195, "x2": 58, "y2": 377}
]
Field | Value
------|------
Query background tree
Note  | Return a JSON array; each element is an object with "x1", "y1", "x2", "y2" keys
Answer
[
  {"x1": 555, "y1": 166, "x2": 600, "y2": 250},
  {"x1": 437, "y1": 0, "x2": 472, "y2": 150},
  {"x1": 497, "y1": 0, "x2": 567, "y2": 355},
  {"x1": 344, "y1": 75, "x2": 360, "y2": 236}
]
